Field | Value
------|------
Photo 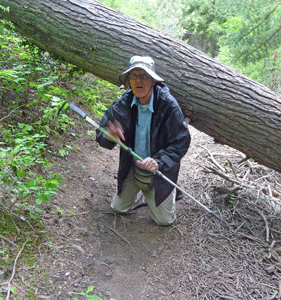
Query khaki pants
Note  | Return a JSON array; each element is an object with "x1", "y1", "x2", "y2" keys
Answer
[{"x1": 111, "y1": 166, "x2": 176, "y2": 226}]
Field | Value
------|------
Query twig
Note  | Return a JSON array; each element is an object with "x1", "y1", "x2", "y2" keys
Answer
[
  {"x1": 64, "y1": 276, "x2": 83, "y2": 293},
  {"x1": 120, "y1": 215, "x2": 127, "y2": 231},
  {"x1": 254, "y1": 171, "x2": 276, "y2": 182},
  {"x1": 106, "y1": 225, "x2": 135, "y2": 253},
  {"x1": 199, "y1": 145, "x2": 226, "y2": 173},
  {"x1": 227, "y1": 159, "x2": 238, "y2": 180},
  {"x1": 238, "y1": 156, "x2": 250, "y2": 165},
  {"x1": 242, "y1": 168, "x2": 250, "y2": 181},
  {"x1": 277, "y1": 280, "x2": 281, "y2": 299},
  {"x1": 0, "y1": 201, "x2": 35, "y2": 230},
  {"x1": 268, "y1": 184, "x2": 273, "y2": 200},
  {"x1": 205, "y1": 166, "x2": 244, "y2": 187},
  {"x1": 257, "y1": 209, "x2": 270, "y2": 242},
  {"x1": 231, "y1": 221, "x2": 246, "y2": 235},
  {"x1": 0, "y1": 105, "x2": 25, "y2": 122},
  {"x1": 0, "y1": 235, "x2": 19, "y2": 251},
  {"x1": 267, "y1": 290, "x2": 278, "y2": 300},
  {"x1": 236, "y1": 232, "x2": 265, "y2": 244},
  {"x1": 252, "y1": 24, "x2": 281, "y2": 55},
  {"x1": 5, "y1": 240, "x2": 27, "y2": 299},
  {"x1": 271, "y1": 228, "x2": 281, "y2": 235},
  {"x1": 241, "y1": 2, "x2": 281, "y2": 39},
  {"x1": 113, "y1": 212, "x2": 117, "y2": 230},
  {"x1": 205, "y1": 166, "x2": 263, "y2": 194}
]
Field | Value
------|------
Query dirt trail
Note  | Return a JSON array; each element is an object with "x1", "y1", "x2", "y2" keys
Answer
[{"x1": 36, "y1": 117, "x2": 281, "y2": 300}]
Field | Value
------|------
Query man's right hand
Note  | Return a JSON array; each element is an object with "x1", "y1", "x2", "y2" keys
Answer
[
  {"x1": 136, "y1": 157, "x2": 159, "y2": 175},
  {"x1": 106, "y1": 120, "x2": 125, "y2": 142}
]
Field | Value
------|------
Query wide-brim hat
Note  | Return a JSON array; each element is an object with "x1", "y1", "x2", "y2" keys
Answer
[{"x1": 119, "y1": 56, "x2": 164, "y2": 88}]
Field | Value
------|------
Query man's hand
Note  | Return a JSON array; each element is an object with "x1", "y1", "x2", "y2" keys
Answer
[
  {"x1": 106, "y1": 120, "x2": 125, "y2": 142},
  {"x1": 137, "y1": 157, "x2": 159, "y2": 174}
]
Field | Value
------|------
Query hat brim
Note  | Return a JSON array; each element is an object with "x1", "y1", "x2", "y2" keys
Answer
[{"x1": 119, "y1": 64, "x2": 164, "y2": 87}]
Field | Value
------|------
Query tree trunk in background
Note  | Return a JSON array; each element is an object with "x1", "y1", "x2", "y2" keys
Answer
[{"x1": 1, "y1": 0, "x2": 281, "y2": 172}]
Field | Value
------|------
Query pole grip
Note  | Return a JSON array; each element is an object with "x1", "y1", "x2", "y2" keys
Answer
[{"x1": 69, "y1": 102, "x2": 87, "y2": 118}]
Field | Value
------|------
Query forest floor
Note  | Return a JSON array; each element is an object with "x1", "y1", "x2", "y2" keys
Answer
[{"x1": 3, "y1": 109, "x2": 281, "y2": 300}]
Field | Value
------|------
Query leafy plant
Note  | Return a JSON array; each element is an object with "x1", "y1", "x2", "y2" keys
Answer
[
  {"x1": 228, "y1": 193, "x2": 236, "y2": 208},
  {"x1": 0, "y1": 286, "x2": 16, "y2": 300},
  {"x1": 70, "y1": 74, "x2": 122, "y2": 117},
  {"x1": 72, "y1": 286, "x2": 116, "y2": 300},
  {"x1": 58, "y1": 144, "x2": 72, "y2": 157},
  {"x1": 0, "y1": 122, "x2": 63, "y2": 209},
  {"x1": 0, "y1": 10, "x2": 121, "y2": 300}
]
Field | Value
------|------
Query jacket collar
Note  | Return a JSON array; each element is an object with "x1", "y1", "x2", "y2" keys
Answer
[{"x1": 131, "y1": 91, "x2": 154, "y2": 113}]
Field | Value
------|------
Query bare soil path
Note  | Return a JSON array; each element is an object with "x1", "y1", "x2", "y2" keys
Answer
[{"x1": 35, "y1": 114, "x2": 281, "y2": 300}]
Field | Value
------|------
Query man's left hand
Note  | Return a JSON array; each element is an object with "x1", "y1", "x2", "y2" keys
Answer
[{"x1": 136, "y1": 157, "x2": 159, "y2": 174}]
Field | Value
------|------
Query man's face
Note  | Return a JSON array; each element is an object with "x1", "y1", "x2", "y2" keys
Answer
[{"x1": 129, "y1": 68, "x2": 155, "y2": 105}]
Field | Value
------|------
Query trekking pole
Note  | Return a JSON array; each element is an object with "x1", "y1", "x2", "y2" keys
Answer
[{"x1": 58, "y1": 102, "x2": 221, "y2": 220}]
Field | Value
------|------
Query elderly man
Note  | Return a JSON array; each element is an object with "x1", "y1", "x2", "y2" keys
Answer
[{"x1": 96, "y1": 56, "x2": 190, "y2": 225}]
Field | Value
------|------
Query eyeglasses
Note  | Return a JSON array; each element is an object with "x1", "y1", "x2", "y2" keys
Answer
[{"x1": 130, "y1": 73, "x2": 151, "y2": 81}]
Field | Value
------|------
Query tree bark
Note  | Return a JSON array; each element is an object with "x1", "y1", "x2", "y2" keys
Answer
[{"x1": 1, "y1": 0, "x2": 281, "y2": 172}]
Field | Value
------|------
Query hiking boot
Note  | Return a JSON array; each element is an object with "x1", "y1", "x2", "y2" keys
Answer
[
  {"x1": 176, "y1": 189, "x2": 184, "y2": 201},
  {"x1": 131, "y1": 192, "x2": 147, "y2": 210}
]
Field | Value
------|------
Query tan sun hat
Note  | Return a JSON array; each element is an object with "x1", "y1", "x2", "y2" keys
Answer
[{"x1": 119, "y1": 56, "x2": 164, "y2": 88}]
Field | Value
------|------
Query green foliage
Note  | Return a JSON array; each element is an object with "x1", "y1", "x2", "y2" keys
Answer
[
  {"x1": 0, "y1": 286, "x2": 16, "y2": 299},
  {"x1": 72, "y1": 286, "x2": 116, "y2": 300},
  {"x1": 0, "y1": 5, "x2": 9, "y2": 13},
  {"x1": 99, "y1": 0, "x2": 185, "y2": 38},
  {"x1": 0, "y1": 23, "x2": 64, "y2": 103},
  {"x1": 145, "y1": 0, "x2": 186, "y2": 38},
  {"x1": 214, "y1": 0, "x2": 281, "y2": 90},
  {"x1": 0, "y1": 122, "x2": 63, "y2": 208},
  {"x1": 179, "y1": 0, "x2": 225, "y2": 56},
  {"x1": 1, "y1": 122, "x2": 48, "y2": 169},
  {"x1": 58, "y1": 144, "x2": 72, "y2": 157},
  {"x1": 0, "y1": 9, "x2": 122, "y2": 300},
  {"x1": 182, "y1": 0, "x2": 225, "y2": 38},
  {"x1": 217, "y1": 44, "x2": 281, "y2": 90},
  {"x1": 178, "y1": 0, "x2": 281, "y2": 90},
  {"x1": 218, "y1": 0, "x2": 281, "y2": 63},
  {"x1": 0, "y1": 10, "x2": 120, "y2": 252},
  {"x1": 69, "y1": 73, "x2": 122, "y2": 116},
  {"x1": 0, "y1": 211, "x2": 16, "y2": 269}
]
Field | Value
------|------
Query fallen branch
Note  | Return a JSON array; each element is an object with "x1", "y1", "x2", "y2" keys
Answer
[
  {"x1": 4, "y1": 240, "x2": 27, "y2": 300},
  {"x1": 226, "y1": 159, "x2": 238, "y2": 180},
  {"x1": 0, "y1": 105, "x2": 25, "y2": 123},
  {"x1": 200, "y1": 147, "x2": 281, "y2": 214},
  {"x1": 0, "y1": 200, "x2": 35, "y2": 230},
  {"x1": 199, "y1": 145, "x2": 227, "y2": 173},
  {"x1": 204, "y1": 166, "x2": 249, "y2": 188},
  {"x1": 267, "y1": 290, "x2": 278, "y2": 300},
  {"x1": 106, "y1": 225, "x2": 135, "y2": 253},
  {"x1": 236, "y1": 232, "x2": 265, "y2": 244},
  {"x1": 0, "y1": 235, "x2": 19, "y2": 251},
  {"x1": 277, "y1": 280, "x2": 281, "y2": 299},
  {"x1": 257, "y1": 209, "x2": 270, "y2": 242}
]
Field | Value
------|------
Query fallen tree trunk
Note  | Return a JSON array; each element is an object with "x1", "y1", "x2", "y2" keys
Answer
[{"x1": 1, "y1": 0, "x2": 281, "y2": 172}]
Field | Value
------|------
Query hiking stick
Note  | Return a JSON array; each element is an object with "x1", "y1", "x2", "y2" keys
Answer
[{"x1": 58, "y1": 102, "x2": 221, "y2": 220}]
